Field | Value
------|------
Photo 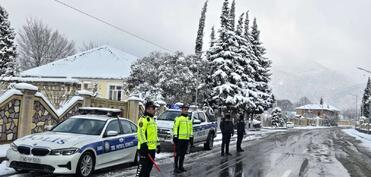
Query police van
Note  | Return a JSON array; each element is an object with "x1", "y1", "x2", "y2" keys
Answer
[
  {"x1": 157, "y1": 105, "x2": 217, "y2": 153},
  {"x1": 7, "y1": 107, "x2": 138, "y2": 177}
]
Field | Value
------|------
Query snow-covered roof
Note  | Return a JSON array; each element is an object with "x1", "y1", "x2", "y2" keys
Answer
[
  {"x1": 1, "y1": 77, "x2": 79, "y2": 83},
  {"x1": 296, "y1": 104, "x2": 340, "y2": 112},
  {"x1": 12, "y1": 83, "x2": 38, "y2": 91},
  {"x1": 20, "y1": 45, "x2": 138, "y2": 79}
]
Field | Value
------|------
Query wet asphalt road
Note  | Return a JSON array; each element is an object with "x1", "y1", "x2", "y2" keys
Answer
[{"x1": 7, "y1": 128, "x2": 371, "y2": 177}]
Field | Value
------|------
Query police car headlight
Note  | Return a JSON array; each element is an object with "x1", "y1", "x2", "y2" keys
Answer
[
  {"x1": 50, "y1": 148, "x2": 79, "y2": 156},
  {"x1": 10, "y1": 143, "x2": 18, "y2": 152}
]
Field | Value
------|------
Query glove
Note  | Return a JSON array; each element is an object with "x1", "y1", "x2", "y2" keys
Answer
[
  {"x1": 156, "y1": 145, "x2": 161, "y2": 154},
  {"x1": 190, "y1": 137, "x2": 194, "y2": 145},
  {"x1": 140, "y1": 143, "x2": 148, "y2": 155},
  {"x1": 173, "y1": 136, "x2": 178, "y2": 144}
]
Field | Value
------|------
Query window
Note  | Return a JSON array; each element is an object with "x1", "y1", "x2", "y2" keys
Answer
[
  {"x1": 84, "y1": 83, "x2": 89, "y2": 90},
  {"x1": 109, "y1": 85, "x2": 123, "y2": 101},
  {"x1": 105, "y1": 120, "x2": 121, "y2": 136},
  {"x1": 120, "y1": 120, "x2": 134, "y2": 134},
  {"x1": 193, "y1": 112, "x2": 199, "y2": 120},
  {"x1": 198, "y1": 113, "x2": 206, "y2": 122},
  {"x1": 52, "y1": 118, "x2": 106, "y2": 135},
  {"x1": 130, "y1": 122, "x2": 137, "y2": 132}
]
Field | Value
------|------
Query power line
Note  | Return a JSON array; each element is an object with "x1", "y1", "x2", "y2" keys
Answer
[{"x1": 54, "y1": 0, "x2": 173, "y2": 53}]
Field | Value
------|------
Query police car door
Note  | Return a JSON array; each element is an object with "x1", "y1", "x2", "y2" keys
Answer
[
  {"x1": 119, "y1": 120, "x2": 138, "y2": 163},
  {"x1": 198, "y1": 112, "x2": 208, "y2": 141},
  {"x1": 192, "y1": 112, "x2": 203, "y2": 143},
  {"x1": 99, "y1": 119, "x2": 126, "y2": 166}
]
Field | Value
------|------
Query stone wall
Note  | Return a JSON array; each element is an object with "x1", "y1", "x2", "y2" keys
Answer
[
  {"x1": 0, "y1": 83, "x2": 141, "y2": 144},
  {"x1": 0, "y1": 99, "x2": 21, "y2": 142}
]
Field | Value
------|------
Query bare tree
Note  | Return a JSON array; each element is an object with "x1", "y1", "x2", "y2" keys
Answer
[
  {"x1": 79, "y1": 41, "x2": 100, "y2": 52},
  {"x1": 17, "y1": 18, "x2": 76, "y2": 70}
]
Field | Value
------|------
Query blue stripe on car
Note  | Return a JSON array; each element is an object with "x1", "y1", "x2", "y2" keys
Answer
[{"x1": 79, "y1": 135, "x2": 137, "y2": 156}]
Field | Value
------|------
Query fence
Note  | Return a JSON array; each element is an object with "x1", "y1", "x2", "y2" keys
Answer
[{"x1": 0, "y1": 83, "x2": 142, "y2": 144}]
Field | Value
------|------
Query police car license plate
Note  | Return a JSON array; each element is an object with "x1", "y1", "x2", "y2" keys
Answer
[{"x1": 20, "y1": 156, "x2": 41, "y2": 163}]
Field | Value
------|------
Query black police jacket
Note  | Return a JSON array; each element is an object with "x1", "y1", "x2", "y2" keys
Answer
[{"x1": 220, "y1": 120, "x2": 234, "y2": 135}]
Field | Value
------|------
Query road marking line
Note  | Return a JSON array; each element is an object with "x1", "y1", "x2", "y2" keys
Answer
[{"x1": 281, "y1": 170, "x2": 292, "y2": 177}]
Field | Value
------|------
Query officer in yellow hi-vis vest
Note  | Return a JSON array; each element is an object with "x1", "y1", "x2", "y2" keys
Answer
[
  {"x1": 172, "y1": 104, "x2": 193, "y2": 173},
  {"x1": 136, "y1": 101, "x2": 160, "y2": 177}
]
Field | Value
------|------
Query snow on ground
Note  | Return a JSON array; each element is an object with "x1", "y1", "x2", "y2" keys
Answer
[
  {"x1": 0, "y1": 144, "x2": 14, "y2": 176},
  {"x1": 0, "y1": 161, "x2": 15, "y2": 176},
  {"x1": 213, "y1": 128, "x2": 286, "y2": 146},
  {"x1": 342, "y1": 128, "x2": 371, "y2": 149},
  {"x1": 293, "y1": 126, "x2": 330, "y2": 129},
  {"x1": 0, "y1": 144, "x2": 9, "y2": 157}
]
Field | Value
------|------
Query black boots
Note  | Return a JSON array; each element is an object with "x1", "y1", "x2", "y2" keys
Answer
[{"x1": 174, "y1": 155, "x2": 186, "y2": 173}]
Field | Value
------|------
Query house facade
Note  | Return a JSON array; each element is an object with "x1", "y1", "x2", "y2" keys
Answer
[
  {"x1": 295, "y1": 103, "x2": 340, "y2": 126},
  {"x1": 2, "y1": 46, "x2": 138, "y2": 108}
]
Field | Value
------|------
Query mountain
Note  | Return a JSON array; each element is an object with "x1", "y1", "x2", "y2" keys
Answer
[{"x1": 271, "y1": 60, "x2": 364, "y2": 110}]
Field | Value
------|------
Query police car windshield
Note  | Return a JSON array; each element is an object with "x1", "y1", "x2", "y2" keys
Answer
[
  {"x1": 52, "y1": 118, "x2": 106, "y2": 135},
  {"x1": 157, "y1": 111, "x2": 192, "y2": 121}
]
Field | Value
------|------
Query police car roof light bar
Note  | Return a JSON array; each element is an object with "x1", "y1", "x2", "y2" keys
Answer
[{"x1": 78, "y1": 107, "x2": 122, "y2": 117}]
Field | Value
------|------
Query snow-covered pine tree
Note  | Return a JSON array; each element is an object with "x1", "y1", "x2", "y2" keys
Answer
[
  {"x1": 244, "y1": 11, "x2": 250, "y2": 41},
  {"x1": 271, "y1": 107, "x2": 283, "y2": 127},
  {"x1": 362, "y1": 77, "x2": 371, "y2": 118},
  {"x1": 251, "y1": 17, "x2": 274, "y2": 113},
  {"x1": 205, "y1": 0, "x2": 244, "y2": 111},
  {"x1": 210, "y1": 26, "x2": 215, "y2": 47},
  {"x1": 0, "y1": 5, "x2": 17, "y2": 77},
  {"x1": 229, "y1": 0, "x2": 236, "y2": 31},
  {"x1": 235, "y1": 13, "x2": 256, "y2": 113},
  {"x1": 195, "y1": 1, "x2": 208, "y2": 55}
]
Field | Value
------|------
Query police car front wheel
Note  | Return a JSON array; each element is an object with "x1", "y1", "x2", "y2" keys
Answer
[{"x1": 77, "y1": 152, "x2": 95, "y2": 177}]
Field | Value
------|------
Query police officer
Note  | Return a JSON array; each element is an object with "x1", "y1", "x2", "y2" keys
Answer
[
  {"x1": 236, "y1": 114, "x2": 246, "y2": 152},
  {"x1": 136, "y1": 101, "x2": 160, "y2": 177},
  {"x1": 173, "y1": 104, "x2": 193, "y2": 173},
  {"x1": 220, "y1": 113, "x2": 234, "y2": 156}
]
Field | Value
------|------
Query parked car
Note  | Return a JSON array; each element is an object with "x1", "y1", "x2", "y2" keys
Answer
[
  {"x1": 7, "y1": 107, "x2": 138, "y2": 177},
  {"x1": 286, "y1": 122, "x2": 295, "y2": 128},
  {"x1": 157, "y1": 107, "x2": 217, "y2": 153}
]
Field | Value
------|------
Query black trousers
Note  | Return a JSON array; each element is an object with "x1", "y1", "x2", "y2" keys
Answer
[
  {"x1": 221, "y1": 134, "x2": 231, "y2": 154},
  {"x1": 136, "y1": 150, "x2": 156, "y2": 177},
  {"x1": 237, "y1": 132, "x2": 243, "y2": 150},
  {"x1": 175, "y1": 139, "x2": 189, "y2": 169}
]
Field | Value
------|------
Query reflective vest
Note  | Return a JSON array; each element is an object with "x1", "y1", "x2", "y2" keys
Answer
[
  {"x1": 137, "y1": 115, "x2": 158, "y2": 150},
  {"x1": 173, "y1": 115, "x2": 193, "y2": 140}
]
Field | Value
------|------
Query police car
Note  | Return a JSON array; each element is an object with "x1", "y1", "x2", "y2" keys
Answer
[
  {"x1": 6, "y1": 107, "x2": 138, "y2": 177},
  {"x1": 157, "y1": 105, "x2": 217, "y2": 153}
]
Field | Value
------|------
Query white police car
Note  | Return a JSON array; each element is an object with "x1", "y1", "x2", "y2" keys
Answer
[
  {"x1": 157, "y1": 105, "x2": 217, "y2": 153},
  {"x1": 7, "y1": 107, "x2": 138, "y2": 177}
]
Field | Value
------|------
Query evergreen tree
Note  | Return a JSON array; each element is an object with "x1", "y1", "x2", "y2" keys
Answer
[
  {"x1": 271, "y1": 107, "x2": 283, "y2": 127},
  {"x1": 362, "y1": 77, "x2": 371, "y2": 118},
  {"x1": 0, "y1": 5, "x2": 17, "y2": 77},
  {"x1": 244, "y1": 11, "x2": 250, "y2": 40},
  {"x1": 195, "y1": 1, "x2": 208, "y2": 55},
  {"x1": 235, "y1": 13, "x2": 256, "y2": 112},
  {"x1": 210, "y1": 26, "x2": 215, "y2": 47},
  {"x1": 206, "y1": 0, "x2": 244, "y2": 111},
  {"x1": 251, "y1": 18, "x2": 274, "y2": 113},
  {"x1": 229, "y1": 0, "x2": 236, "y2": 30}
]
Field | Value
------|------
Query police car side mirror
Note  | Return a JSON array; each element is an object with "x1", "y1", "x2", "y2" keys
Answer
[
  {"x1": 106, "y1": 131, "x2": 119, "y2": 137},
  {"x1": 193, "y1": 119, "x2": 201, "y2": 124}
]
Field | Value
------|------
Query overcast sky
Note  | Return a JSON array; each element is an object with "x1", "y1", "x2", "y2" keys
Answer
[{"x1": 2, "y1": 0, "x2": 371, "y2": 83}]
